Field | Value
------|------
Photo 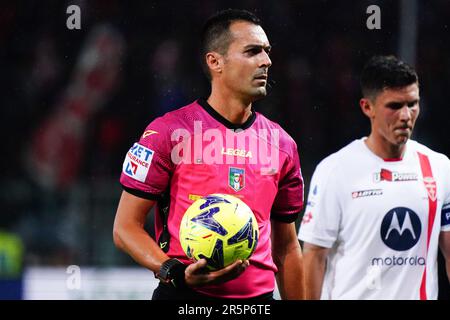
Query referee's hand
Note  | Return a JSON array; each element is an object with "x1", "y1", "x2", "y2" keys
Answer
[{"x1": 184, "y1": 258, "x2": 249, "y2": 287}]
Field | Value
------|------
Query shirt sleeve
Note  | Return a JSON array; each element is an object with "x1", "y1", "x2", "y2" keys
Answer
[
  {"x1": 442, "y1": 203, "x2": 450, "y2": 232},
  {"x1": 298, "y1": 157, "x2": 342, "y2": 248},
  {"x1": 119, "y1": 117, "x2": 174, "y2": 200},
  {"x1": 271, "y1": 144, "x2": 304, "y2": 223},
  {"x1": 441, "y1": 156, "x2": 450, "y2": 232}
]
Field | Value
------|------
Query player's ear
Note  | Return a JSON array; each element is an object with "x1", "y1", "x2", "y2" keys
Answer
[
  {"x1": 205, "y1": 52, "x2": 223, "y2": 76},
  {"x1": 360, "y1": 98, "x2": 375, "y2": 119}
]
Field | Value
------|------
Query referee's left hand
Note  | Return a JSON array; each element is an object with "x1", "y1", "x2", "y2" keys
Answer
[{"x1": 184, "y1": 258, "x2": 249, "y2": 287}]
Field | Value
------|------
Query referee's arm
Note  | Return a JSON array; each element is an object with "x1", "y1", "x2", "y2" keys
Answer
[
  {"x1": 113, "y1": 190, "x2": 169, "y2": 273},
  {"x1": 271, "y1": 220, "x2": 305, "y2": 299}
]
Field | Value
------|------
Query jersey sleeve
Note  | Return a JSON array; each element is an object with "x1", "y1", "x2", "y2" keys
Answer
[
  {"x1": 119, "y1": 117, "x2": 174, "y2": 200},
  {"x1": 441, "y1": 156, "x2": 450, "y2": 232},
  {"x1": 271, "y1": 144, "x2": 304, "y2": 223},
  {"x1": 442, "y1": 203, "x2": 450, "y2": 232},
  {"x1": 298, "y1": 157, "x2": 342, "y2": 248}
]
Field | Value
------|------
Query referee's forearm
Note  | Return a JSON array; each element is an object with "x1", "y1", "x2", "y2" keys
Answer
[{"x1": 114, "y1": 224, "x2": 169, "y2": 273}]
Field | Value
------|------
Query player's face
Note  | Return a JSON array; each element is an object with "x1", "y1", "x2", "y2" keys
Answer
[
  {"x1": 366, "y1": 83, "x2": 420, "y2": 148},
  {"x1": 221, "y1": 21, "x2": 272, "y2": 101}
]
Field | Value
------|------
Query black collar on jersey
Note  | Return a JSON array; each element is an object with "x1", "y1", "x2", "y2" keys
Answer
[{"x1": 197, "y1": 98, "x2": 257, "y2": 130}]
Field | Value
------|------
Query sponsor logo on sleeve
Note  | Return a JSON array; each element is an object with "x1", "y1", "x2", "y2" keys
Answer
[
  {"x1": 442, "y1": 204, "x2": 450, "y2": 227},
  {"x1": 301, "y1": 212, "x2": 313, "y2": 225},
  {"x1": 122, "y1": 143, "x2": 154, "y2": 182}
]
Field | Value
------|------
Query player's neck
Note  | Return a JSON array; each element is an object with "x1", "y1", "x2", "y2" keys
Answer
[
  {"x1": 207, "y1": 91, "x2": 253, "y2": 125},
  {"x1": 365, "y1": 135, "x2": 406, "y2": 160}
]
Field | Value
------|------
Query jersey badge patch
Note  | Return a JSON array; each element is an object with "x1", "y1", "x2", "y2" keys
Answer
[
  {"x1": 442, "y1": 204, "x2": 450, "y2": 227},
  {"x1": 122, "y1": 143, "x2": 154, "y2": 182},
  {"x1": 229, "y1": 167, "x2": 245, "y2": 192}
]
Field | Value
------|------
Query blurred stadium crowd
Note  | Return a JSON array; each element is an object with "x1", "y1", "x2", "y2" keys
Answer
[{"x1": 0, "y1": 0, "x2": 449, "y2": 298}]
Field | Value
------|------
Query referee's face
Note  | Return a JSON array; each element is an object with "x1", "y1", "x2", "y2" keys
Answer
[
  {"x1": 220, "y1": 21, "x2": 272, "y2": 102},
  {"x1": 365, "y1": 83, "x2": 420, "y2": 148}
]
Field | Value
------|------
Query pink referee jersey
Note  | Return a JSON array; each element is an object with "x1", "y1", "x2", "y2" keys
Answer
[{"x1": 120, "y1": 99, "x2": 303, "y2": 298}]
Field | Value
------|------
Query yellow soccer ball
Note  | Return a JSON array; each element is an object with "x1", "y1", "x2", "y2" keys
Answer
[{"x1": 179, "y1": 194, "x2": 259, "y2": 270}]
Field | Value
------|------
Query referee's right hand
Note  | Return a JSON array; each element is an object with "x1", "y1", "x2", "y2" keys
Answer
[{"x1": 184, "y1": 258, "x2": 249, "y2": 287}]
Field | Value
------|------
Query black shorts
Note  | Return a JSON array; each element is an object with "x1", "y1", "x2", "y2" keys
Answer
[{"x1": 152, "y1": 282, "x2": 274, "y2": 300}]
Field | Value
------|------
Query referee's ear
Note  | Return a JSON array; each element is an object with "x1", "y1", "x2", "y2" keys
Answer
[{"x1": 205, "y1": 52, "x2": 223, "y2": 77}]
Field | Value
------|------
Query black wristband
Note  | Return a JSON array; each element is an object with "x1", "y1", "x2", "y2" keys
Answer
[{"x1": 157, "y1": 258, "x2": 188, "y2": 289}]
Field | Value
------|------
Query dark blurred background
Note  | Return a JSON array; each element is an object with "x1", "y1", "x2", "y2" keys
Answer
[{"x1": 0, "y1": 0, "x2": 449, "y2": 299}]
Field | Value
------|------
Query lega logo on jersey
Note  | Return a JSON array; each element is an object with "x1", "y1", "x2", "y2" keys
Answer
[
  {"x1": 380, "y1": 207, "x2": 421, "y2": 251},
  {"x1": 122, "y1": 143, "x2": 154, "y2": 182}
]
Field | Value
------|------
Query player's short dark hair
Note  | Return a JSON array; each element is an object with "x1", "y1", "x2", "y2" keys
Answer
[
  {"x1": 360, "y1": 55, "x2": 418, "y2": 100},
  {"x1": 201, "y1": 9, "x2": 261, "y2": 80}
]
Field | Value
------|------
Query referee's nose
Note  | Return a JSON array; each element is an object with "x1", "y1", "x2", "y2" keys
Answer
[{"x1": 259, "y1": 50, "x2": 272, "y2": 69}]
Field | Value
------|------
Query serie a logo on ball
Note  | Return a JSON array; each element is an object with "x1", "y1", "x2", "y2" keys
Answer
[{"x1": 179, "y1": 194, "x2": 259, "y2": 270}]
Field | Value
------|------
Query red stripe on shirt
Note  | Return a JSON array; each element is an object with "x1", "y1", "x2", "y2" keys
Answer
[{"x1": 417, "y1": 152, "x2": 437, "y2": 300}]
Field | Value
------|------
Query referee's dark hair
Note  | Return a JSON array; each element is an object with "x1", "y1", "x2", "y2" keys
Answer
[
  {"x1": 201, "y1": 9, "x2": 262, "y2": 80},
  {"x1": 360, "y1": 55, "x2": 418, "y2": 101}
]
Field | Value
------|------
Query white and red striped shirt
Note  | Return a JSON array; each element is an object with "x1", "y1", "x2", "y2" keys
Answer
[{"x1": 299, "y1": 138, "x2": 450, "y2": 300}]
